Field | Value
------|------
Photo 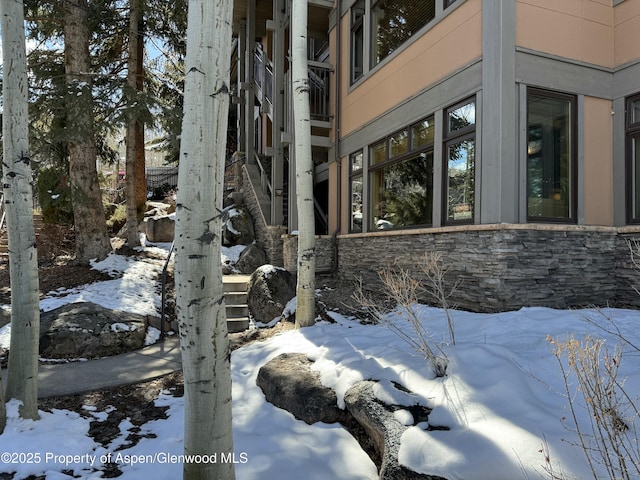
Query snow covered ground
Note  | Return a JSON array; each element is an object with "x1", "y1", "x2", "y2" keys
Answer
[{"x1": 1, "y1": 245, "x2": 640, "y2": 479}]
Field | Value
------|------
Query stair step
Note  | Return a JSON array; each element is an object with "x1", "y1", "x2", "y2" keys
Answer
[
  {"x1": 225, "y1": 304, "x2": 249, "y2": 318},
  {"x1": 225, "y1": 291, "x2": 248, "y2": 304},
  {"x1": 222, "y1": 274, "x2": 251, "y2": 332},
  {"x1": 227, "y1": 317, "x2": 250, "y2": 333}
]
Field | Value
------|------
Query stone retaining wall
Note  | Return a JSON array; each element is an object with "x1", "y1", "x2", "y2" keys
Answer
[
  {"x1": 335, "y1": 225, "x2": 640, "y2": 312},
  {"x1": 282, "y1": 235, "x2": 335, "y2": 273},
  {"x1": 241, "y1": 166, "x2": 286, "y2": 266}
]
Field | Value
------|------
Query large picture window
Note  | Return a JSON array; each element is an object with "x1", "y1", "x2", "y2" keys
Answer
[
  {"x1": 371, "y1": 0, "x2": 435, "y2": 67},
  {"x1": 369, "y1": 117, "x2": 434, "y2": 230},
  {"x1": 443, "y1": 98, "x2": 476, "y2": 224},
  {"x1": 627, "y1": 93, "x2": 640, "y2": 223},
  {"x1": 526, "y1": 89, "x2": 577, "y2": 222}
]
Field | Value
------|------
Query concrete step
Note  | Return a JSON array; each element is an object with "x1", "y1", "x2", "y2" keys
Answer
[{"x1": 222, "y1": 274, "x2": 251, "y2": 333}]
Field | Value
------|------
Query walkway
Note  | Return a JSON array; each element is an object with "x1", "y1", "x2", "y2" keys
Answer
[{"x1": 37, "y1": 336, "x2": 182, "y2": 398}]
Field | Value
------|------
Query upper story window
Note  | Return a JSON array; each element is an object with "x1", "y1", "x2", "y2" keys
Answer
[
  {"x1": 351, "y1": 0, "x2": 365, "y2": 84},
  {"x1": 349, "y1": 0, "x2": 460, "y2": 84},
  {"x1": 371, "y1": 0, "x2": 436, "y2": 67},
  {"x1": 626, "y1": 93, "x2": 640, "y2": 223}
]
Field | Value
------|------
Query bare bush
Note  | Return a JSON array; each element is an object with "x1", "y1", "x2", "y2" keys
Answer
[
  {"x1": 352, "y1": 253, "x2": 458, "y2": 377},
  {"x1": 547, "y1": 334, "x2": 640, "y2": 480}
]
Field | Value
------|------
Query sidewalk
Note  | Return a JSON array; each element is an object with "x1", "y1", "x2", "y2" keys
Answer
[{"x1": 37, "y1": 336, "x2": 182, "y2": 398}]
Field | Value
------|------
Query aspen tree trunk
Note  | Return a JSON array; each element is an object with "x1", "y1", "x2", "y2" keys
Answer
[
  {"x1": 1, "y1": 0, "x2": 41, "y2": 421},
  {"x1": 174, "y1": 0, "x2": 235, "y2": 479},
  {"x1": 63, "y1": 0, "x2": 111, "y2": 264},
  {"x1": 292, "y1": 0, "x2": 316, "y2": 328},
  {"x1": 125, "y1": 0, "x2": 143, "y2": 247}
]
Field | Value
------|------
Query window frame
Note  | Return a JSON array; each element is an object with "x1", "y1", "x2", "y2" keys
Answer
[
  {"x1": 442, "y1": 97, "x2": 476, "y2": 225},
  {"x1": 350, "y1": 0, "x2": 365, "y2": 85},
  {"x1": 367, "y1": 116, "x2": 435, "y2": 231},
  {"x1": 626, "y1": 93, "x2": 640, "y2": 224},
  {"x1": 349, "y1": 150, "x2": 364, "y2": 232},
  {"x1": 525, "y1": 88, "x2": 578, "y2": 224},
  {"x1": 370, "y1": 0, "x2": 437, "y2": 68}
]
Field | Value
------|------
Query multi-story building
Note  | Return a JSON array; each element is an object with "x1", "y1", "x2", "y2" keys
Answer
[{"x1": 232, "y1": 0, "x2": 640, "y2": 311}]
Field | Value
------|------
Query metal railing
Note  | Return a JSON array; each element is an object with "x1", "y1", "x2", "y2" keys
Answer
[{"x1": 308, "y1": 60, "x2": 331, "y2": 122}]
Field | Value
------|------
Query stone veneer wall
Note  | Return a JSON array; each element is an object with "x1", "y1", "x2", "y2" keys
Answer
[
  {"x1": 336, "y1": 224, "x2": 640, "y2": 313},
  {"x1": 240, "y1": 165, "x2": 286, "y2": 266},
  {"x1": 282, "y1": 235, "x2": 336, "y2": 273}
]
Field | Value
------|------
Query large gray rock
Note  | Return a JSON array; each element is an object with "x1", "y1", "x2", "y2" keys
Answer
[
  {"x1": 144, "y1": 214, "x2": 175, "y2": 243},
  {"x1": 39, "y1": 302, "x2": 148, "y2": 359},
  {"x1": 344, "y1": 381, "x2": 445, "y2": 480},
  {"x1": 247, "y1": 266, "x2": 295, "y2": 324},
  {"x1": 256, "y1": 353, "x2": 349, "y2": 425},
  {"x1": 256, "y1": 354, "x2": 444, "y2": 479},
  {"x1": 234, "y1": 243, "x2": 267, "y2": 274},
  {"x1": 222, "y1": 205, "x2": 254, "y2": 246}
]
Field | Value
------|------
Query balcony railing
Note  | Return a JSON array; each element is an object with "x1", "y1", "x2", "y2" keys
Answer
[
  {"x1": 308, "y1": 60, "x2": 331, "y2": 123},
  {"x1": 255, "y1": 47, "x2": 330, "y2": 124}
]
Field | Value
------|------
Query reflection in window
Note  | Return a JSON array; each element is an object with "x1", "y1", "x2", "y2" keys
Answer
[
  {"x1": 351, "y1": 0, "x2": 365, "y2": 84},
  {"x1": 444, "y1": 98, "x2": 476, "y2": 224},
  {"x1": 446, "y1": 139, "x2": 475, "y2": 221},
  {"x1": 632, "y1": 138, "x2": 640, "y2": 220},
  {"x1": 448, "y1": 101, "x2": 475, "y2": 133},
  {"x1": 527, "y1": 90, "x2": 575, "y2": 221},
  {"x1": 372, "y1": 0, "x2": 436, "y2": 66},
  {"x1": 632, "y1": 98, "x2": 640, "y2": 125},
  {"x1": 371, "y1": 153, "x2": 433, "y2": 229},
  {"x1": 350, "y1": 151, "x2": 364, "y2": 232},
  {"x1": 390, "y1": 130, "x2": 409, "y2": 158},
  {"x1": 371, "y1": 141, "x2": 387, "y2": 164},
  {"x1": 627, "y1": 94, "x2": 640, "y2": 223},
  {"x1": 412, "y1": 119, "x2": 434, "y2": 148}
]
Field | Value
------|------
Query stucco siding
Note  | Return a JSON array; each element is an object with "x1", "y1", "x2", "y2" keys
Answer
[
  {"x1": 516, "y1": 0, "x2": 614, "y2": 68},
  {"x1": 340, "y1": 0, "x2": 482, "y2": 137},
  {"x1": 614, "y1": 0, "x2": 640, "y2": 67},
  {"x1": 583, "y1": 96, "x2": 614, "y2": 226}
]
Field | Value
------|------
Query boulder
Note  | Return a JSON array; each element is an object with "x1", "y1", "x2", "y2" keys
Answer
[
  {"x1": 39, "y1": 302, "x2": 148, "y2": 359},
  {"x1": 247, "y1": 266, "x2": 295, "y2": 324},
  {"x1": 256, "y1": 354, "x2": 444, "y2": 480},
  {"x1": 224, "y1": 191, "x2": 244, "y2": 208},
  {"x1": 144, "y1": 214, "x2": 175, "y2": 243},
  {"x1": 256, "y1": 353, "x2": 349, "y2": 425},
  {"x1": 222, "y1": 205, "x2": 254, "y2": 246},
  {"x1": 344, "y1": 381, "x2": 444, "y2": 480},
  {"x1": 234, "y1": 243, "x2": 267, "y2": 274}
]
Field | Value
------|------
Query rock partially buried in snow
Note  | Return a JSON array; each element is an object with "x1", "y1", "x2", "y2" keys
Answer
[
  {"x1": 247, "y1": 265, "x2": 295, "y2": 324},
  {"x1": 222, "y1": 205, "x2": 255, "y2": 246},
  {"x1": 257, "y1": 355, "x2": 443, "y2": 480},
  {"x1": 344, "y1": 381, "x2": 445, "y2": 480},
  {"x1": 39, "y1": 302, "x2": 149, "y2": 359},
  {"x1": 256, "y1": 352, "x2": 349, "y2": 425}
]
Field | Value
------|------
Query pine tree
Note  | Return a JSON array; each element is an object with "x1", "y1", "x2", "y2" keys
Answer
[{"x1": 63, "y1": 0, "x2": 112, "y2": 263}]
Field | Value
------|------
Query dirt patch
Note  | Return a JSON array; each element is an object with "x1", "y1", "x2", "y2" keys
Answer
[{"x1": 0, "y1": 224, "x2": 112, "y2": 306}]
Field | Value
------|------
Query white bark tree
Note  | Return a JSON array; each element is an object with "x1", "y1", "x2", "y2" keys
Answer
[
  {"x1": 174, "y1": 1, "x2": 235, "y2": 479},
  {"x1": 292, "y1": 0, "x2": 316, "y2": 328},
  {"x1": 1, "y1": 0, "x2": 41, "y2": 420}
]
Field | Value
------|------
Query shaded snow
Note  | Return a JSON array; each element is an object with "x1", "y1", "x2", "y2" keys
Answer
[{"x1": 1, "y1": 251, "x2": 639, "y2": 479}]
